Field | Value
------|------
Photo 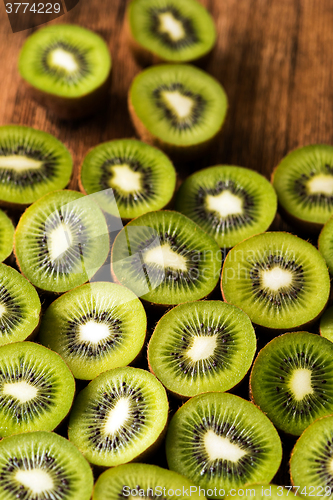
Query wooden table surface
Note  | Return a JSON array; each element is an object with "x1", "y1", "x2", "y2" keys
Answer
[{"x1": 1, "y1": 0, "x2": 332, "y2": 209}]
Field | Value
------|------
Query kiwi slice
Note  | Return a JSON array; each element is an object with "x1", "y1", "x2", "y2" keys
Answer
[
  {"x1": 165, "y1": 392, "x2": 282, "y2": 498},
  {"x1": 93, "y1": 463, "x2": 204, "y2": 500},
  {"x1": 176, "y1": 165, "x2": 277, "y2": 248},
  {"x1": 39, "y1": 282, "x2": 147, "y2": 380},
  {"x1": 0, "y1": 341, "x2": 75, "y2": 437},
  {"x1": 0, "y1": 125, "x2": 72, "y2": 207},
  {"x1": 19, "y1": 24, "x2": 112, "y2": 119},
  {"x1": 272, "y1": 144, "x2": 333, "y2": 232},
  {"x1": 250, "y1": 331, "x2": 333, "y2": 436},
  {"x1": 0, "y1": 431, "x2": 93, "y2": 500},
  {"x1": 0, "y1": 263, "x2": 41, "y2": 347},
  {"x1": 79, "y1": 139, "x2": 176, "y2": 220},
  {"x1": 128, "y1": 64, "x2": 228, "y2": 158},
  {"x1": 290, "y1": 414, "x2": 333, "y2": 495},
  {"x1": 225, "y1": 485, "x2": 290, "y2": 499},
  {"x1": 147, "y1": 300, "x2": 256, "y2": 398},
  {"x1": 14, "y1": 190, "x2": 109, "y2": 293},
  {"x1": 127, "y1": 0, "x2": 216, "y2": 65},
  {"x1": 221, "y1": 232, "x2": 330, "y2": 331},
  {"x1": 68, "y1": 366, "x2": 168, "y2": 467},
  {"x1": 111, "y1": 210, "x2": 222, "y2": 306},
  {"x1": 0, "y1": 209, "x2": 14, "y2": 262},
  {"x1": 318, "y1": 214, "x2": 333, "y2": 274},
  {"x1": 320, "y1": 306, "x2": 333, "y2": 342}
]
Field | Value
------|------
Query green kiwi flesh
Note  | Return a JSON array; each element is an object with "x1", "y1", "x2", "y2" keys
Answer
[
  {"x1": 221, "y1": 231, "x2": 330, "y2": 331},
  {"x1": 14, "y1": 190, "x2": 109, "y2": 293},
  {"x1": 0, "y1": 125, "x2": 73, "y2": 207},
  {"x1": 0, "y1": 342, "x2": 75, "y2": 437},
  {"x1": 148, "y1": 300, "x2": 256, "y2": 398},
  {"x1": 290, "y1": 415, "x2": 333, "y2": 495},
  {"x1": 39, "y1": 282, "x2": 147, "y2": 380},
  {"x1": 176, "y1": 165, "x2": 277, "y2": 248},
  {"x1": 111, "y1": 210, "x2": 222, "y2": 306},
  {"x1": 0, "y1": 263, "x2": 41, "y2": 346},
  {"x1": 165, "y1": 392, "x2": 282, "y2": 498},
  {"x1": 93, "y1": 463, "x2": 204, "y2": 500},
  {"x1": 320, "y1": 306, "x2": 333, "y2": 342},
  {"x1": 19, "y1": 24, "x2": 112, "y2": 119},
  {"x1": 250, "y1": 331, "x2": 333, "y2": 436},
  {"x1": 127, "y1": 0, "x2": 216, "y2": 64},
  {"x1": 0, "y1": 431, "x2": 93, "y2": 500},
  {"x1": 0, "y1": 209, "x2": 14, "y2": 261},
  {"x1": 225, "y1": 485, "x2": 291, "y2": 499},
  {"x1": 79, "y1": 139, "x2": 176, "y2": 219},
  {"x1": 318, "y1": 214, "x2": 333, "y2": 274},
  {"x1": 272, "y1": 144, "x2": 333, "y2": 231},
  {"x1": 129, "y1": 64, "x2": 228, "y2": 157},
  {"x1": 68, "y1": 366, "x2": 168, "y2": 467}
]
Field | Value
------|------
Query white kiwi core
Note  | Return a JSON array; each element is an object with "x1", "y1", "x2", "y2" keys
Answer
[
  {"x1": 0, "y1": 155, "x2": 42, "y2": 172},
  {"x1": 15, "y1": 469, "x2": 54, "y2": 494},
  {"x1": 78, "y1": 320, "x2": 110, "y2": 344},
  {"x1": 187, "y1": 335, "x2": 218, "y2": 362},
  {"x1": 204, "y1": 429, "x2": 247, "y2": 462},
  {"x1": 3, "y1": 381, "x2": 38, "y2": 403},
  {"x1": 0, "y1": 303, "x2": 6, "y2": 318},
  {"x1": 144, "y1": 243, "x2": 187, "y2": 271},
  {"x1": 162, "y1": 91, "x2": 194, "y2": 119},
  {"x1": 103, "y1": 397, "x2": 131, "y2": 436},
  {"x1": 307, "y1": 174, "x2": 333, "y2": 195},
  {"x1": 288, "y1": 368, "x2": 314, "y2": 401},
  {"x1": 206, "y1": 190, "x2": 243, "y2": 218},
  {"x1": 110, "y1": 164, "x2": 142, "y2": 193},
  {"x1": 158, "y1": 12, "x2": 185, "y2": 41},
  {"x1": 261, "y1": 267, "x2": 293, "y2": 291},
  {"x1": 48, "y1": 223, "x2": 73, "y2": 261},
  {"x1": 49, "y1": 48, "x2": 79, "y2": 73}
]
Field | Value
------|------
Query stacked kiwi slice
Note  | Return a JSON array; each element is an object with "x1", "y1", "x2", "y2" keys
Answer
[
  {"x1": 126, "y1": 0, "x2": 216, "y2": 65},
  {"x1": 19, "y1": 24, "x2": 112, "y2": 119}
]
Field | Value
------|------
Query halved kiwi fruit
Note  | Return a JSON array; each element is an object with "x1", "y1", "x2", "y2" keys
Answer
[
  {"x1": 318, "y1": 214, "x2": 333, "y2": 274},
  {"x1": 148, "y1": 300, "x2": 256, "y2": 398},
  {"x1": 111, "y1": 210, "x2": 222, "y2": 306},
  {"x1": 221, "y1": 232, "x2": 330, "y2": 331},
  {"x1": 0, "y1": 125, "x2": 73, "y2": 208},
  {"x1": 79, "y1": 139, "x2": 176, "y2": 220},
  {"x1": 290, "y1": 414, "x2": 333, "y2": 495},
  {"x1": 19, "y1": 24, "x2": 112, "y2": 119},
  {"x1": 165, "y1": 392, "x2": 282, "y2": 498},
  {"x1": 250, "y1": 331, "x2": 333, "y2": 436},
  {"x1": 0, "y1": 341, "x2": 75, "y2": 437},
  {"x1": 39, "y1": 282, "x2": 147, "y2": 380},
  {"x1": 93, "y1": 463, "x2": 204, "y2": 500},
  {"x1": 0, "y1": 263, "x2": 41, "y2": 346},
  {"x1": 14, "y1": 190, "x2": 109, "y2": 293},
  {"x1": 126, "y1": 0, "x2": 216, "y2": 65},
  {"x1": 128, "y1": 64, "x2": 228, "y2": 158},
  {"x1": 176, "y1": 165, "x2": 277, "y2": 248},
  {"x1": 0, "y1": 431, "x2": 93, "y2": 500},
  {"x1": 320, "y1": 306, "x2": 333, "y2": 342},
  {"x1": 272, "y1": 144, "x2": 333, "y2": 233},
  {"x1": 225, "y1": 485, "x2": 290, "y2": 499},
  {"x1": 68, "y1": 366, "x2": 168, "y2": 467},
  {"x1": 0, "y1": 209, "x2": 14, "y2": 262}
]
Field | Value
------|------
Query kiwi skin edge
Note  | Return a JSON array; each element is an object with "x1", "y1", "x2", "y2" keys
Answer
[
  {"x1": 22, "y1": 71, "x2": 112, "y2": 120},
  {"x1": 124, "y1": 11, "x2": 214, "y2": 68},
  {"x1": 128, "y1": 93, "x2": 226, "y2": 161}
]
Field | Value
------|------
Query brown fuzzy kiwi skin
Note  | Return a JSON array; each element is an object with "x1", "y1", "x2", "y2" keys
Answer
[
  {"x1": 128, "y1": 92, "x2": 225, "y2": 161},
  {"x1": 270, "y1": 167, "x2": 324, "y2": 236},
  {"x1": 220, "y1": 232, "x2": 329, "y2": 334},
  {"x1": 125, "y1": 11, "x2": 214, "y2": 69},
  {"x1": 22, "y1": 71, "x2": 112, "y2": 120}
]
